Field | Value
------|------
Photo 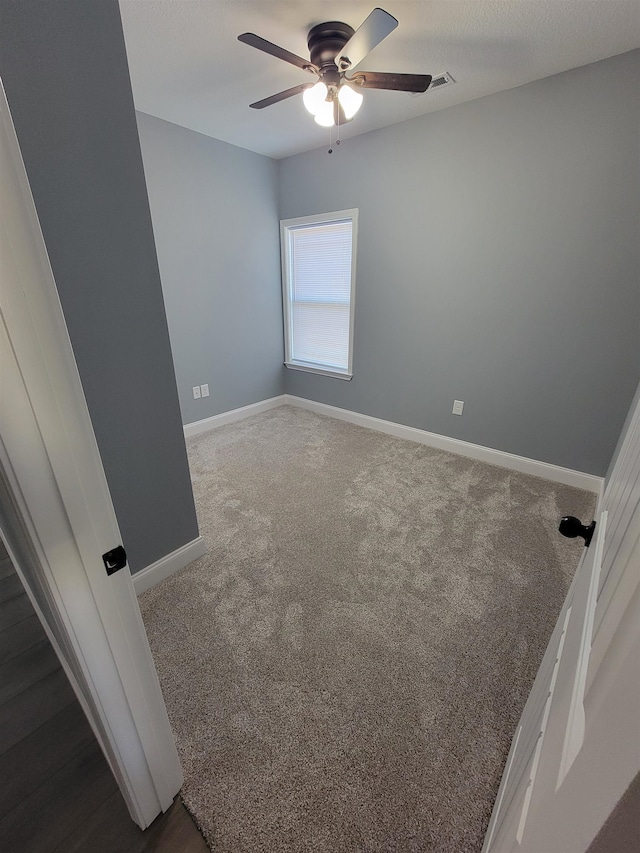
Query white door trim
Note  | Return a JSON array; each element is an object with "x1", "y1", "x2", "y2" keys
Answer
[{"x1": 0, "y1": 79, "x2": 182, "y2": 828}]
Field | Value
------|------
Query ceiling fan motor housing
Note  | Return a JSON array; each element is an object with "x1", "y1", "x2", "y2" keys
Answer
[{"x1": 307, "y1": 21, "x2": 354, "y2": 70}]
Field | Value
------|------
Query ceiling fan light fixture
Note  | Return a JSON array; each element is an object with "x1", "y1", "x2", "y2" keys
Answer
[
  {"x1": 313, "y1": 99, "x2": 335, "y2": 127},
  {"x1": 303, "y1": 80, "x2": 328, "y2": 115},
  {"x1": 338, "y1": 84, "x2": 363, "y2": 119},
  {"x1": 239, "y1": 9, "x2": 431, "y2": 132}
]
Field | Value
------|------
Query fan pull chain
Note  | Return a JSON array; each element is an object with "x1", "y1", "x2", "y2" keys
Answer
[{"x1": 328, "y1": 103, "x2": 341, "y2": 155}]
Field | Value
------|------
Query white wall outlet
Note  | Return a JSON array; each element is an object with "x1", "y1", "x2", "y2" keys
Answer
[
  {"x1": 192, "y1": 386, "x2": 201, "y2": 399},
  {"x1": 200, "y1": 384, "x2": 209, "y2": 398},
  {"x1": 452, "y1": 400, "x2": 464, "y2": 416}
]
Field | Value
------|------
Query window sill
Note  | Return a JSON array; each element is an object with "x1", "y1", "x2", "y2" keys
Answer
[{"x1": 284, "y1": 361, "x2": 352, "y2": 381}]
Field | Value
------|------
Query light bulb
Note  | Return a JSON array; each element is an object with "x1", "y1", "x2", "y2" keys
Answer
[
  {"x1": 338, "y1": 84, "x2": 363, "y2": 120},
  {"x1": 314, "y1": 99, "x2": 335, "y2": 127},
  {"x1": 303, "y1": 81, "x2": 328, "y2": 116}
]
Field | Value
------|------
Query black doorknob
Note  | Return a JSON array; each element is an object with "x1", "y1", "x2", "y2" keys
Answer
[{"x1": 559, "y1": 516, "x2": 596, "y2": 547}]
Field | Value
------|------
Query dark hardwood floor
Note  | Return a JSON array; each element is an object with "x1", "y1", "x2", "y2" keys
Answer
[{"x1": 0, "y1": 540, "x2": 208, "y2": 853}]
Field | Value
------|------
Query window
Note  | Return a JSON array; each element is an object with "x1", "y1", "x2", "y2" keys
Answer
[{"x1": 280, "y1": 209, "x2": 358, "y2": 380}]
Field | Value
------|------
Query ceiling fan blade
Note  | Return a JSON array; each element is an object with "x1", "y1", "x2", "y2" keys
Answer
[
  {"x1": 348, "y1": 71, "x2": 432, "y2": 93},
  {"x1": 335, "y1": 8, "x2": 398, "y2": 71},
  {"x1": 249, "y1": 83, "x2": 313, "y2": 110},
  {"x1": 238, "y1": 33, "x2": 318, "y2": 74}
]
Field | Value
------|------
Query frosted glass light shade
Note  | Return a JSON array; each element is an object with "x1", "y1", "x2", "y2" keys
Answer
[
  {"x1": 303, "y1": 81, "x2": 328, "y2": 115},
  {"x1": 338, "y1": 84, "x2": 363, "y2": 119},
  {"x1": 314, "y1": 99, "x2": 335, "y2": 127}
]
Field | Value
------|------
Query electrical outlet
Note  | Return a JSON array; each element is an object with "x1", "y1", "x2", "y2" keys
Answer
[
  {"x1": 192, "y1": 386, "x2": 201, "y2": 399},
  {"x1": 452, "y1": 399, "x2": 464, "y2": 416},
  {"x1": 201, "y1": 384, "x2": 209, "y2": 398}
]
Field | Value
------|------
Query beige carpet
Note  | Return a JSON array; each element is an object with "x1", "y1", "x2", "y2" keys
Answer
[{"x1": 140, "y1": 405, "x2": 595, "y2": 852}]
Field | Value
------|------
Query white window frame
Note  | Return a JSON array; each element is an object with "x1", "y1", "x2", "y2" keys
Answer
[{"x1": 280, "y1": 208, "x2": 358, "y2": 380}]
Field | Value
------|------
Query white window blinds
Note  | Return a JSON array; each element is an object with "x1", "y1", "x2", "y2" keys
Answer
[{"x1": 281, "y1": 210, "x2": 357, "y2": 379}]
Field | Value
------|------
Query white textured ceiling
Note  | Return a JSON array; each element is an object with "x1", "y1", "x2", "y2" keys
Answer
[{"x1": 119, "y1": 1, "x2": 640, "y2": 159}]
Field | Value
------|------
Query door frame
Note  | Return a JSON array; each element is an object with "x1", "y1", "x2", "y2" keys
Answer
[{"x1": 0, "y1": 79, "x2": 182, "y2": 828}]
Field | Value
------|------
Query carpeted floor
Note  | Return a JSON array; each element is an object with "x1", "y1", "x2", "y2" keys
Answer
[{"x1": 140, "y1": 405, "x2": 595, "y2": 852}]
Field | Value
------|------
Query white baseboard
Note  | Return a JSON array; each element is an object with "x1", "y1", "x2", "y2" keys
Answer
[
  {"x1": 284, "y1": 395, "x2": 603, "y2": 494},
  {"x1": 184, "y1": 392, "x2": 602, "y2": 494},
  {"x1": 184, "y1": 395, "x2": 287, "y2": 438},
  {"x1": 134, "y1": 399, "x2": 601, "y2": 590},
  {"x1": 132, "y1": 536, "x2": 207, "y2": 595}
]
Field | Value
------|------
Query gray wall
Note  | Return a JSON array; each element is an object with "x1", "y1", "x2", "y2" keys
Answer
[
  {"x1": 279, "y1": 50, "x2": 640, "y2": 477},
  {"x1": 0, "y1": 0, "x2": 199, "y2": 572},
  {"x1": 136, "y1": 112, "x2": 284, "y2": 425}
]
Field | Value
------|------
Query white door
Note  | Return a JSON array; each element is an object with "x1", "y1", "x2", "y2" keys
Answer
[
  {"x1": 483, "y1": 393, "x2": 640, "y2": 852},
  {"x1": 0, "y1": 80, "x2": 182, "y2": 829}
]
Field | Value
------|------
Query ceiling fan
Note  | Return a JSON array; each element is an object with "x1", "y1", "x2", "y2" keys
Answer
[{"x1": 238, "y1": 7, "x2": 432, "y2": 128}]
